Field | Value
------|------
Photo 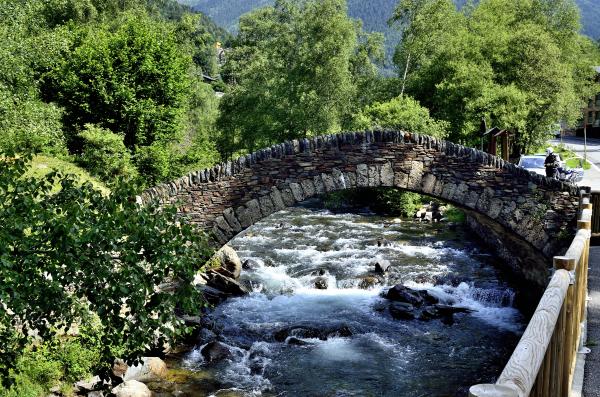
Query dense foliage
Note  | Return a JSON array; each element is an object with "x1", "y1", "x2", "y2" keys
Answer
[
  {"x1": 392, "y1": 0, "x2": 600, "y2": 151},
  {"x1": 216, "y1": 0, "x2": 385, "y2": 158},
  {"x1": 0, "y1": 154, "x2": 212, "y2": 389},
  {"x1": 0, "y1": 0, "x2": 224, "y2": 186}
]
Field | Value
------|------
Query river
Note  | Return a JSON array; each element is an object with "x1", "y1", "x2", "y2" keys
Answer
[{"x1": 176, "y1": 201, "x2": 524, "y2": 396}]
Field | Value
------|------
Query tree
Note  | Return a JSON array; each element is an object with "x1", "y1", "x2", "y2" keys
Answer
[
  {"x1": 46, "y1": 11, "x2": 192, "y2": 151},
  {"x1": 216, "y1": 0, "x2": 383, "y2": 159},
  {"x1": 392, "y1": 0, "x2": 600, "y2": 151},
  {"x1": 0, "y1": 153, "x2": 212, "y2": 384},
  {"x1": 353, "y1": 95, "x2": 449, "y2": 137}
]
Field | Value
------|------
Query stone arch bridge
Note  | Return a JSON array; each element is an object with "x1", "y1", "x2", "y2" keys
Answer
[{"x1": 142, "y1": 131, "x2": 582, "y2": 287}]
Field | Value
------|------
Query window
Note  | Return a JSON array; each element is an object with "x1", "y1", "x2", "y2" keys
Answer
[
  {"x1": 596, "y1": 94, "x2": 600, "y2": 107},
  {"x1": 588, "y1": 111, "x2": 594, "y2": 124}
]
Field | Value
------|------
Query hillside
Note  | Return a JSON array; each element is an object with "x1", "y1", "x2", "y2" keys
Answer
[{"x1": 181, "y1": 0, "x2": 600, "y2": 49}]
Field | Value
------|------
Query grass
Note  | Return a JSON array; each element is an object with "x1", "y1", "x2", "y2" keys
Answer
[
  {"x1": 552, "y1": 144, "x2": 592, "y2": 170},
  {"x1": 25, "y1": 155, "x2": 109, "y2": 194}
]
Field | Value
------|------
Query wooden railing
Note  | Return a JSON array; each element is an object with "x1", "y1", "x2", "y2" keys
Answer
[
  {"x1": 469, "y1": 193, "x2": 592, "y2": 397},
  {"x1": 591, "y1": 190, "x2": 600, "y2": 235}
]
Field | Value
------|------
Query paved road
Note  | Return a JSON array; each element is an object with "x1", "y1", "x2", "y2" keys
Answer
[
  {"x1": 552, "y1": 137, "x2": 600, "y2": 190},
  {"x1": 584, "y1": 246, "x2": 600, "y2": 397}
]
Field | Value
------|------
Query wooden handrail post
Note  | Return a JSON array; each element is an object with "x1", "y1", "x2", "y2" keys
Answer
[{"x1": 554, "y1": 256, "x2": 576, "y2": 394}]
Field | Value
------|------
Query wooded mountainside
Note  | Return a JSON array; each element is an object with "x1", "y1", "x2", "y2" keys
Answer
[{"x1": 183, "y1": 0, "x2": 600, "y2": 61}]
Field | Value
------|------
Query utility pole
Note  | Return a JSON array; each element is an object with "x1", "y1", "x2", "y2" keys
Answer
[{"x1": 584, "y1": 122, "x2": 588, "y2": 163}]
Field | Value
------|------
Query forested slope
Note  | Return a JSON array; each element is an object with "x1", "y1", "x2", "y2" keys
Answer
[{"x1": 183, "y1": 0, "x2": 600, "y2": 42}]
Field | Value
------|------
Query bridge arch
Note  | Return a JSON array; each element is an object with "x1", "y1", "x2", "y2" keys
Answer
[{"x1": 142, "y1": 131, "x2": 581, "y2": 286}]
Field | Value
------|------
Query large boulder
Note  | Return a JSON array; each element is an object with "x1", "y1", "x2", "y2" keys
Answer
[
  {"x1": 111, "y1": 380, "x2": 152, "y2": 397},
  {"x1": 213, "y1": 245, "x2": 242, "y2": 279},
  {"x1": 204, "y1": 271, "x2": 249, "y2": 296},
  {"x1": 385, "y1": 285, "x2": 424, "y2": 306},
  {"x1": 123, "y1": 357, "x2": 168, "y2": 383},
  {"x1": 201, "y1": 341, "x2": 232, "y2": 363}
]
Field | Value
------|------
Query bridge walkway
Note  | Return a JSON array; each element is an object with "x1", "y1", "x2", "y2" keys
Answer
[{"x1": 584, "y1": 245, "x2": 600, "y2": 396}]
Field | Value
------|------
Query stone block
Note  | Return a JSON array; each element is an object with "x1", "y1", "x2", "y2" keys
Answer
[
  {"x1": 421, "y1": 174, "x2": 436, "y2": 194},
  {"x1": 394, "y1": 172, "x2": 409, "y2": 188},
  {"x1": 356, "y1": 164, "x2": 369, "y2": 187},
  {"x1": 270, "y1": 187, "x2": 286, "y2": 210},
  {"x1": 380, "y1": 162, "x2": 394, "y2": 186},
  {"x1": 235, "y1": 206, "x2": 252, "y2": 229},
  {"x1": 332, "y1": 168, "x2": 346, "y2": 189},
  {"x1": 464, "y1": 191, "x2": 480, "y2": 209},
  {"x1": 223, "y1": 208, "x2": 242, "y2": 232},
  {"x1": 300, "y1": 179, "x2": 317, "y2": 198},
  {"x1": 407, "y1": 161, "x2": 424, "y2": 189},
  {"x1": 280, "y1": 187, "x2": 296, "y2": 207},
  {"x1": 313, "y1": 175, "x2": 326, "y2": 194},
  {"x1": 259, "y1": 195, "x2": 276, "y2": 217},
  {"x1": 289, "y1": 182, "x2": 305, "y2": 202},
  {"x1": 344, "y1": 171, "x2": 357, "y2": 189},
  {"x1": 321, "y1": 173, "x2": 337, "y2": 192},
  {"x1": 368, "y1": 165, "x2": 380, "y2": 187},
  {"x1": 245, "y1": 199, "x2": 262, "y2": 223}
]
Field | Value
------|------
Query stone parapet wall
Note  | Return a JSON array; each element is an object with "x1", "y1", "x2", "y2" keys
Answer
[{"x1": 142, "y1": 131, "x2": 582, "y2": 280}]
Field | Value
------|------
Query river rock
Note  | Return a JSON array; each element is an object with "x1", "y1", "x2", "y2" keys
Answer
[
  {"x1": 373, "y1": 259, "x2": 391, "y2": 273},
  {"x1": 74, "y1": 375, "x2": 101, "y2": 392},
  {"x1": 201, "y1": 341, "x2": 232, "y2": 363},
  {"x1": 214, "y1": 245, "x2": 242, "y2": 279},
  {"x1": 205, "y1": 271, "x2": 249, "y2": 296},
  {"x1": 110, "y1": 359, "x2": 128, "y2": 378},
  {"x1": 273, "y1": 324, "x2": 352, "y2": 342},
  {"x1": 389, "y1": 302, "x2": 415, "y2": 320},
  {"x1": 358, "y1": 276, "x2": 381, "y2": 290},
  {"x1": 385, "y1": 285, "x2": 424, "y2": 306},
  {"x1": 111, "y1": 380, "x2": 152, "y2": 397},
  {"x1": 434, "y1": 304, "x2": 474, "y2": 315},
  {"x1": 286, "y1": 337, "x2": 310, "y2": 346},
  {"x1": 242, "y1": 259, "x2": 261, "y2": 270},
  {"x1": 123, "y1": 357, "x2": 168, "y2": 382},
  {"x1": 196, "y1": 328, "x2": 217, "y2": 345},
  {"x1": 314, "y1": 276, "x2": 328, "y2": 289}
]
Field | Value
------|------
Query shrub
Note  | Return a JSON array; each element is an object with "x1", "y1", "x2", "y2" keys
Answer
[
  {"x1": 77, "y1": 124, "x2": 138, "y2": 185},
  {"x1": 0, "y1": 152, "x2": 212, "y2": 385}
]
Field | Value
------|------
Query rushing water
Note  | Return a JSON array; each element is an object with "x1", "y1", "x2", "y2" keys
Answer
[{"x1": 182, "y1": 202, "x2": 525, "y2": 397}]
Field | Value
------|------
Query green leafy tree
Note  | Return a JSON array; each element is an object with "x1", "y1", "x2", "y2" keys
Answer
[
  {"x1": 217, "y1": 0, "x2": 383, "y2": 159},
  {"x1": 0, "y1": 153, "x2": 212, "y2": 384},
  {"x1": 354, "y1": 95, "x2": 449, "y2": 137},
  {"x1": 392, "y1": 0, "x2": 600, "y2": 151},
  {"x1": 46, "y1": 11, "x2": 192, "y2": 151}
]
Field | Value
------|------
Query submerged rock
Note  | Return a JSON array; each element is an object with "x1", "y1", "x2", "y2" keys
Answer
[
  {"x1": 273, "y1": 324, "x2": 353, "y2": 342},
  {"x1": 314, "y1": 276, "x2": 328, "y2": 290},
  {"x1": 358, "y1": 276, "x2": 381, "y2": 290},
  {"x1": 373, "y1": 259, "x2": 391, "y2": 273},
  {"x1": 242, "y1": 259, "x2": 261, "y2": 271},
  {"x1": 286, "y1": 337, "x2": 310, "y2": 346},
  {"x1": 201, "y1": 341, "x2": 232, "y2": 363},
  {"x1": 389, "y1": 302, "x2": 416, "y2": 320}
]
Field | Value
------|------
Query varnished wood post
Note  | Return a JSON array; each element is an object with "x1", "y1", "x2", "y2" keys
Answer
[{"x1": 554, "y1": 256, "x2": 576, "y2": 394}]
